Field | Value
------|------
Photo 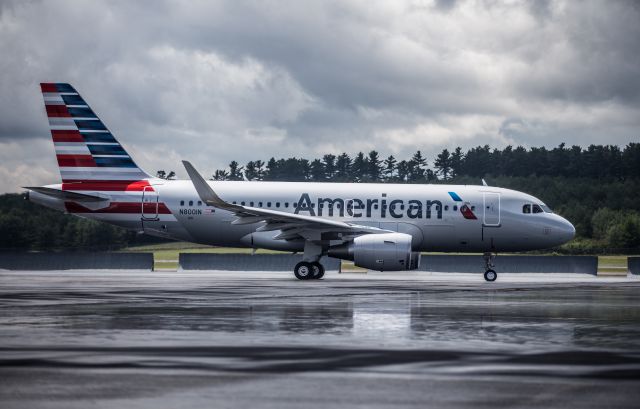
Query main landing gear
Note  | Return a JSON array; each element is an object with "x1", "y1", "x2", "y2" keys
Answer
[
  {"x1": 483, "y1": 252, "x2": 497, "y2": 282},
  {"x1": 294, "y1": 261, "x2": 325, "y2": 280}
]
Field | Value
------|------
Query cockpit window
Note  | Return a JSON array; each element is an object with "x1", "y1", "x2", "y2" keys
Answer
[
  {"x1": 532, "y1": 204, "x2": 543, "y2": 213},
  {"x1": 540, "y1": 204, "x2": 553, "y2": 213},
  {"x1": 523, "y1": 204, "x2": 531, "y2": 214}
]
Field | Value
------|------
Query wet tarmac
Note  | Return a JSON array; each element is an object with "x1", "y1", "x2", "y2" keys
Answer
[{"x1": 1, "y1": 270, "x2": 640, "y2": 408}]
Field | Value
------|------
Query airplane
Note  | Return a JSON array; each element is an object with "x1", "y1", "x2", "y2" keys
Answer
[{"x1": 25, "y1": 83, "x2": 576, "y2": 281}]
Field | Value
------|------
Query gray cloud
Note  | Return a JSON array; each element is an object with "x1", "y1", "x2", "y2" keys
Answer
[{"x1": 0, "y1": 0, "x2": 638, "y2": 192}]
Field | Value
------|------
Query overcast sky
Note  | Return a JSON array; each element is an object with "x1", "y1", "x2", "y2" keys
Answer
[{"x1": 0, "y1": 0, "x2": 638, "y2": 192}]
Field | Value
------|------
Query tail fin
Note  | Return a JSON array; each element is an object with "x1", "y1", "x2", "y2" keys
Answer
[{"x1": 40, "y1": 83, "x2": 151, "y2": 183}]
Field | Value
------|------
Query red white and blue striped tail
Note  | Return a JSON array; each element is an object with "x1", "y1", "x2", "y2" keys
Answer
[{"x1": 41, "y1": 83, "x2": 151, "y2": 184}]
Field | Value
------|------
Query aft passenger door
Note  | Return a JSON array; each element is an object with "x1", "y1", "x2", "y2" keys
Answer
[
  {"x1": 141, "y1": 186, "x2": 159, "y2": 221},
  {"x1": 483, "y1": 192, "x2": 500, "y2": 226}
]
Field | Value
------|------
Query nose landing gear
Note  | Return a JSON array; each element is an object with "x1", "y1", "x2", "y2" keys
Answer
[
  {"x1": 294, "y1": 261, "x2": 325, "y2": 280},
  {"x1": 483, "y1": 252, "x2": 497, "y2": 282},
  {"x1": 484, "y1": 269, "x2": 497, "y2": 282}
]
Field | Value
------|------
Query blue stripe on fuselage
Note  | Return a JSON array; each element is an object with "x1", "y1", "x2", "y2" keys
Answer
[{"x1": 448, "y1": 191, "x2": 462, "y2": 201}]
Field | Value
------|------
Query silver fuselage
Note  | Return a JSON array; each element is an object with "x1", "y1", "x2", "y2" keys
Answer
[{"x1": 31, "y1": 180, "x2": 576, "y2": 253}]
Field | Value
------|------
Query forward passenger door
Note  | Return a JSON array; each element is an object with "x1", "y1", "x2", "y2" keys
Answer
[{"x1": 482, "y1": 192, "x2": 500, "y2": 226}]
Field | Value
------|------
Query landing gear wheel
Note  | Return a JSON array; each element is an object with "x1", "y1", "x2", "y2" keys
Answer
[
  {"x1": 294, "y1": 262, "x2": 313, "y2": 280},
  {"x1": 484, "y1": 269, "x2": 497, "y2": 282},
  {"x1": 483, "y1": 252, "x2": 497, "y2": 282},
  {"x1": 311, "y1": 262, "x2": 325, "y2": 279}
]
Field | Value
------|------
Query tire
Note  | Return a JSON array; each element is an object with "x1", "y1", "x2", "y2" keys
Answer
[
  {"x1": 294, "y1": 262, "x2": 313, "y2": 280},
  {"x1": 311, "y1": 262, "x2": 325, "y2": 279},
  {"x1": 484, "y1": 269, "x2": 497, "y2": 282}
]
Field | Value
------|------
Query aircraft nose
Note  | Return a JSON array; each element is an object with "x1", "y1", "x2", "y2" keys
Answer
[{"x1": 558, "y1": 217, "x2": 576, "y2": 243}]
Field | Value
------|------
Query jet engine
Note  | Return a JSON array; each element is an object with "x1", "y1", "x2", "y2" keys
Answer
[{"x1": 328, "y1": 232, "x2": 421, "y2": 271}]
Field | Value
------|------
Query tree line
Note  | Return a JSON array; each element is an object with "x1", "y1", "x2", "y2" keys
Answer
[
  {"x1": 1, "y1": 143, "x2": 639, "y2": 253},
  {"x1": 207, "y1": 143, "x2": 640, "y2": 183}
]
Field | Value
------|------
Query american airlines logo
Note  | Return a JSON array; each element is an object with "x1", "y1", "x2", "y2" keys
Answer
[{"x1": 294, "y1": 193, "x2": 445, "y2": 219}]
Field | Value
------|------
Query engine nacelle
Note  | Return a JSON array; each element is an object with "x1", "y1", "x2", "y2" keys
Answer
[{"x1": 328, "y1": 233, "x2": 421, "y2": 271}]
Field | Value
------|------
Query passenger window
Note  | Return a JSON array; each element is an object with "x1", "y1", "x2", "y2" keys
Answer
[
  {"x1": 197, "y1": 201, "x2": 202, "y2": 206},
  {"x1": 189, "y1": 200, "x2": 193, "y2": 206},
  {"x1": 453, "y1": 205, "x2": 458, "y2": 211},
  {"x1": 533, "y1": 204, "x2": 543, "y2": 214},
  {"x1": 285, "y1": 203, "x2": 289, "y2": 208},
  {"x1": 276, "y1": 202, "x2": 280, "y2": 208},
  {"x1": 444, "y1": 205, "x2": 449, "y2": 211},
  {"x1": 523, "y1": 204, "x2": 531, "y2": 214},
  {"x1": 267, "y1": 202, "x2": 271, "y2": 207},
  {"x1": 471, "y1": 206, "x2": 475, "y2": 211},
  {"x1": 180, "y1": 200, "x2": 184, "y2": 206},
  {"x1": 250, "y1": 201, "x2": 254, "y2": 207},
  {"x1": 293, "y1": 203, "x2": 297, "y2": 208},
  {"x1": 259, "y1": 202, "x2": 263, "y2": 207},
  {"x1": 241, "y1": 201, "x2": 245, "y2": 206}
]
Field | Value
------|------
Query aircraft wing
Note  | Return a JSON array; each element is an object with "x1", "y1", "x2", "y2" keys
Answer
[{"x1": 182, "y1": 161, "x2": 389, "y2": 240}]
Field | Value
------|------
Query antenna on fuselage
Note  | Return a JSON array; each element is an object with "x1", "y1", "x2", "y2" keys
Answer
[{"x1": 482, "y1": 179, "x2": 488, "y2": 186}]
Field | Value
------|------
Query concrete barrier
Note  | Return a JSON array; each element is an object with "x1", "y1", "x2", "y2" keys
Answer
[
  {"x1": 0, "y1": 252, "x2": 154, "y2": 271},
  {"x1": 418, "y1": 255, "x2": 598, "y2": 275},
  {"x1": 179, "y1": 253, "x2": 341, "y2": 272},
  {"x1": 629, "y1": 257, "x2": 640, "y2": 275}
]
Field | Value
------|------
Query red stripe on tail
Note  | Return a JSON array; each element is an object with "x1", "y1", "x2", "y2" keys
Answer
[
  {"x1": 40, "y1": 83, "x2": 58, "y2": 93},
  {"x1": 46, "y1": 105, "x2": 71, "y2": 117},
  {"x1": 56, "y1": 154, "x2": 97, "y2": 167},
  {"x1": 51, "y1": 130, "x2": 84, "y2": 143}
]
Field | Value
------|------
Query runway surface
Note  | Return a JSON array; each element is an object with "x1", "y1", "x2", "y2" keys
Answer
[{"x1": 1, "y1": 270, "x2": 639, "y2": 408}]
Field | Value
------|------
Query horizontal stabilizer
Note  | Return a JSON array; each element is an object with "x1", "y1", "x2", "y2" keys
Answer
[{"x1": 24, "y1": 186, "x2": 108, "y2": 203}]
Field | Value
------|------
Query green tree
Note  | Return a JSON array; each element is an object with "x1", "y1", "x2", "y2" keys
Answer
[
  {"x1": 309, "y1": 159, "x2": 325, "y2": 181},
  {"x1": 351, "y1": 152, "x2": 367, "y2": 182},
  {"x1": 322, "y1": 154, "x2": 337, "y2": 179},
  {"x1": 211, "y1": 169, "x2": 229, "y2": 181},
  {"x1": 434, "y1": 149, "x2": 452, "y2": 180},
  {"x1": 228, "y1": 161, "x2": 244, "y2": 181},
  {"x1": 607, "y1": 215, "x2": 640, "y2": 249},
  {"x1": 450, "y1": 147, "x2": 463, "y2": 177},
  {"x1": 408, "y1": 151, "x2": 426, "y2": 182},
  {"x1": 335, "y1": 153, "x2": 352, "y2": 182},
  {"x1": 383, "y1": 155, "x2": 397, "y2": 181},
  {"x1": 264, "y1": 157, "x2": 280, "y2": 180},
  {"x1": 623, "y1": 142, "x2": 640, "y2": 180},
  {"x1": 396, "y1": 160, "x2": 410, "y2": 182},
  {"x1": 244, "y1": 160, "x2": 265, "y2": 181},
  {"x1": 367, "y1": 150, "x2": 382, "y2": 182}
]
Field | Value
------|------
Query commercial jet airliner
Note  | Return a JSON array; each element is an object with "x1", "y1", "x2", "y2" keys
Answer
[{"x1": 25, "y1": 83, "x2": 575, "y2": 281}]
